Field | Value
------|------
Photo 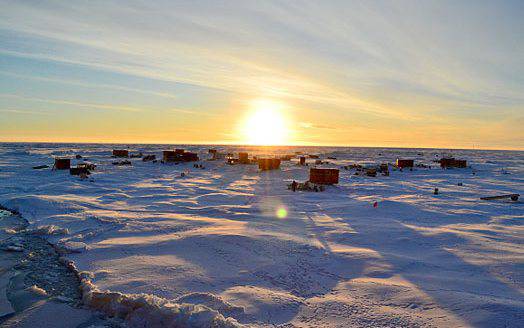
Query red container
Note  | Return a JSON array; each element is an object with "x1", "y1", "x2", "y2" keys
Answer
[
  {"x1": 396, "y1": 159, "x2": 414, "y2": 168},
  {"x1": 112, "y1": 149, "x2": 129, "y2": 158},
  {"x1": 54, "y1": 158, "x2": 71, "y2": 170},
  {"x1": 309, "y1": 168, "x2": 339, "y2": 185}
]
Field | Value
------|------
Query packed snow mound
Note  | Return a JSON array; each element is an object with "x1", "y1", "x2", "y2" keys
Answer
[
  {"x1": 65, "y1": 258, "x2": 242, "y2": 328},
  {"x1": 175, "y1": 292, "x2": 245, "y2": 317},
  {"x1": 81, "y1": 281, "x2": 242, "y2": 328}
]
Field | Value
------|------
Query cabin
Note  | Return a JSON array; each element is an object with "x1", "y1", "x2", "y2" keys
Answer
[
  {"x1": 396, "y1": 159, "x2": 414, "y2": 169},
  {"x1": 112, "y1": 149, "x2": 129, "y2": 158},
  {"x1": 54, "y1": 158, "x2": 71, "y2": 170},
  {"x1": 309, "y1": 168, "x2": 339, "y2": 185},
  {"x1": 299, "y1": 156, "x2": 306, "y2": 166},
  {"x1": 440, "y1": 158, "x2": 467, "y2": 168},
  {"x1": 258, "y1": 158, "x2": 281, "y2": 171}
]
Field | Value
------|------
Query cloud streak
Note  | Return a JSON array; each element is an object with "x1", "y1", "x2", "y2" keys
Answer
[{"x1": 0, "y1": 93, "x2": 142, "y2": 112}]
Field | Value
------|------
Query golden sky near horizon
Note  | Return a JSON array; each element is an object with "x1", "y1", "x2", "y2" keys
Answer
[{"x1": 0, "y1": 1, "x2": 523, "y2": 150}]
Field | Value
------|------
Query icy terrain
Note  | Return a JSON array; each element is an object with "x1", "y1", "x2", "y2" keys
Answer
[{"x1": 0, "y1": 143, "x2": 522, "y2": 327}]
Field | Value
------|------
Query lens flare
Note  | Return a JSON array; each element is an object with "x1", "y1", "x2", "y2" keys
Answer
[{"x1": 276, "y1": 207, "x2": 288, "y2": 219}]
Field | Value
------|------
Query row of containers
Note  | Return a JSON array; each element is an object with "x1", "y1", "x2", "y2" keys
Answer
[{"x1": 51, "y1": 149, "x2": 467, "y2": 185}]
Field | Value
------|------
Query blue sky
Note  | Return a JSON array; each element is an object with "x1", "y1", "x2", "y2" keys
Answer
[{"x1": 1, "y1": 1, "x2": 523, "y2": 149}]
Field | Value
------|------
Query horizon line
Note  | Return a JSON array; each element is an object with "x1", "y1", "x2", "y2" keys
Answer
[{"x1": 0, "y1": 140, "x2": 522, "y2": 152}]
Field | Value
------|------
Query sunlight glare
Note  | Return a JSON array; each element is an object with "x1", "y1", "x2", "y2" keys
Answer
[{"x1": 240, "y1": 99, "x2": 290, "y2": 145}]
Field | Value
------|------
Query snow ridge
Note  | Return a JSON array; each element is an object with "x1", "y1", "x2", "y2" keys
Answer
[{"x1": 61, "y1": 259, "x2": 243, "y2": 328}]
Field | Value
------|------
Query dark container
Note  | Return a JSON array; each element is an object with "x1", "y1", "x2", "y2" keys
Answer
[
  {"x1": 396, "y1": 159, "x2": 414, "y2": 168},
  {"x1": 163, "y1": 150, "x2": 198, "y2": 162},
  {"x1": 163, "y1": 150, "x2": 177, "y2": 162},
  {"x1": 54, "y1": 158, "x2": 71, "y2": 170},
  {"x1": 70, "y1": 166, "x2": 90, "y2": 175},
  {"x1": 309, "y1": 168, "x2": 339, "y2": 184},
  {"x1": 112, "y1": 149, "x2": 129, "y2": 158},
  {"x1": 299, "y1": 156, "x2": 306, "y2": 165},
  {"x1": 440, "y1": 158, "x2": 467, "y2": 168}
]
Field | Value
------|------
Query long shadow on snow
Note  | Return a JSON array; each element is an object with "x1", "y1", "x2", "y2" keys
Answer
[{"x1": 326, "y1": 199, "x2": 524, "y2": 327}]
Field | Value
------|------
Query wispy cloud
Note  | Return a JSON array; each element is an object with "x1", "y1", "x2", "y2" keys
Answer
[
  {"x1": 299, "y1": 122, "x2": 337, "y2": 130},
  {"x1": 0, "y1": 108, "x2": 50, "y2": 115},
  {"x1": 0, "y1": 93, "x2": 142, "y2": 112},
  {"x1": 0, "y1": 70, "x2": 177, "y2": 100}
]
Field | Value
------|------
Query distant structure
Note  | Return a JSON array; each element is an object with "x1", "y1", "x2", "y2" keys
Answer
[
  {"x1": 309, "y1": 168, "x2": 339, "y2": 185},
  {"x1": 162, "y1": 149, "x2": 199, "y2": 162},
  {"x1": 396, "y1": 159, "x2": 414, "y2": 169},
  {"x1": 112, "y1": 149, "x2": 129, "y2": 158}
]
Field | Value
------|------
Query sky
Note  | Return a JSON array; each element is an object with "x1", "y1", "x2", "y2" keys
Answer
[{"x1": 1, "y1": 0, "x2": 523, "y2": 149}]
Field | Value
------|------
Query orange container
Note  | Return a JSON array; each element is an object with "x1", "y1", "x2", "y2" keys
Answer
[
  {"x1": 239, "y1": 152, "x2": 249, "y2": 164},
  {"x1": 258, "y1": 158, "x2": 281, "y2": 170}
]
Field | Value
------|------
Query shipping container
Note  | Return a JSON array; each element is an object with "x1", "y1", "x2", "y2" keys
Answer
[
  {"x1": 112, "y1": 149, "x2": 129, "y2": 158},
  {"x1": 309, "y1": 168, "x2": 339, "y2": 184},
  {"x1": 54, "y1": 158, "x2": 71, "y2": 170},
  {"x1": 258, "y1": 158, "x2": 281, "y2": 170},
  {"x1": 396, "y1": 159, "x2": 414, "y2": 168}
]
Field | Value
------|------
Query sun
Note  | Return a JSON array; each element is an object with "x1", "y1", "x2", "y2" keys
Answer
[{"x1": 240, "y1": 99, "x2": 290, "y2": 145}]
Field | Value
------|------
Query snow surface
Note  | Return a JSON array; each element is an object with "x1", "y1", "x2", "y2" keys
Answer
[{"x1": 0, "y1": 143, "x2": 522, "y2": 327}]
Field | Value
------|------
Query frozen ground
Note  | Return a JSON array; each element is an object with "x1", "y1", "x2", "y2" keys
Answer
[{"x1": 0, "y1": 143, "x2": 522, "y2": 327}]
